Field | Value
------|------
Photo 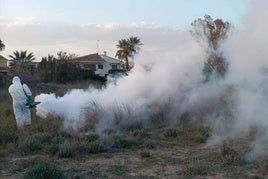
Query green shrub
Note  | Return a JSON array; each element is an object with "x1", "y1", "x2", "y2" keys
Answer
[
  {"x1": 86, "y1": 142, "x2": 104, "y2": 154},
  {"x1": 0, "y1": 130, "x2": 18, "y2": 144},
  {"x1": 163, "y1": 128, "x2": 178, "y2": 138},
  {"x1": 113, "y1": 135, "x2": 138, "y2": 149},
  {"x1": 0, "y1": 75, "x2": 7, "y2": 88},
  {"x1": 23, "y1": 162, "x2": 66, "y2": 179},
  {"x1": 21, "y1": 137, "x2": 41, "y2": 154},
  {"x1": 108, "y1": 69, "x2": 127, "y2": 76}
]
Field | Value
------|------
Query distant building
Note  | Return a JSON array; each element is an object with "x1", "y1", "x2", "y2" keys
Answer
[
  {"x1": 71, "y1": 52, "x2": 122, "y2": 77},
  {"x1": 0, "y1": 55, "x2": 8, "y2": 75}
]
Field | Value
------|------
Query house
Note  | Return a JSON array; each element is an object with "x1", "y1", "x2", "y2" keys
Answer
[
  {"x1": 71, "y1": 52, "x2": 122, "y2": 77},
  {"x1": 0, "y1": 55, "x2": 8, "y2": 75}
]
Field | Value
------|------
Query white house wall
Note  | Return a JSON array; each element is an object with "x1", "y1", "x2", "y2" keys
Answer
[{"x1": 94, "y1": 55, "x2": 122, "y2": 77}]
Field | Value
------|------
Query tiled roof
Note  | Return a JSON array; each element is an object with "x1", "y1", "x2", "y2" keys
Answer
[
  {"x1": 72, "y1": 53, "x2": 105, "y2": 62},
  {"x1": 0, "y1": 55, "x2": 8, "y2": 71}
]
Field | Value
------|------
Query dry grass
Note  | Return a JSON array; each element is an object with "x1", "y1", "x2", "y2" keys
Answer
[{"x1": 0, "y1": 82, "x2": 268, "y2": 178}]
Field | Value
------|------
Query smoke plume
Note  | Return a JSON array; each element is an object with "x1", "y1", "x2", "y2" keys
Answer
[{"x1": 35, "y1": 0, "x2": 268, "y2": 160}]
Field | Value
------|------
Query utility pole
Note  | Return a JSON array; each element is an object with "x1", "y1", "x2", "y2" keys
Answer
[{"x1": 97, "y1": 40, "x2": 99, "y2": 54}]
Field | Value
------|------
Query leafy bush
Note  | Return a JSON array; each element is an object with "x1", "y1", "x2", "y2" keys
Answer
[
  {"x1": 108, "y1": 69, "x2": 127, "y2": 75},
  {"x1": 86, "y1": 142, "x2": 104, "y2": 154},
  {"x1": 0, "y1": 130, "x2": 18, "y2": 144},
  {"x1": 0, "y1": 75, "x2": 7, "y2": 88},
  {"x1": 23, "y1": 162, "x2": 66, "y2": 179}
]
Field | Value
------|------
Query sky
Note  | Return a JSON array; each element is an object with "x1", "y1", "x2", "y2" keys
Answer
[{"x1": 0, "y1": 0, "x2": 251, "y2": 60}]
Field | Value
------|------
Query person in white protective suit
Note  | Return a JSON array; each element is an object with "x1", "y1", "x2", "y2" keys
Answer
[{"x1": 8, "y1": 76, "x2": 32, "y2": 129}]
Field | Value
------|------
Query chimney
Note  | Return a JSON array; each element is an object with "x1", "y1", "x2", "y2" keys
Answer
[{"x1": 103, "y1": 51, "x2": 107, "y2": 56}]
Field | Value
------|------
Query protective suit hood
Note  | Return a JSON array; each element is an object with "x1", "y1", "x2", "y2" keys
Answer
[{"x1": 12, "y1": 76, "x2": 21, "y2": 84}]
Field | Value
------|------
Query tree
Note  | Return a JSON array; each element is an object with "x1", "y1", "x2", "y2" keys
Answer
[
  {"x1": 191, "y1": 15, "x2": 231, "y2": 81},
  {"x1": 8, "y1": 50, "x2": 35, "y2": 68},
  {"x1": 0, "y1": 40, "x2": 5, "y2": 52},
  {"x1": 37, "y1": 52, "x2": 93, "y2": 83},
  {"x1": 37, "y1": 55, "x2": 57, "y2": 82},
  {"x1": 8, "y1": 50, "x2": 36, "y2": 83},
  {"x1": 116, "y1": 36, "x2": 143, "y2": 70}
]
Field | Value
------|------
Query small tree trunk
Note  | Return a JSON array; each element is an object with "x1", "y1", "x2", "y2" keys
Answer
[{"x1": 125, "y1": 57, "x2": 129, "y2": 70}]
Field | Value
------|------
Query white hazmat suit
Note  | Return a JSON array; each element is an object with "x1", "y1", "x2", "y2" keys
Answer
[{"x1": 8, "y1": 76, "x2": 31, "y2": 129}]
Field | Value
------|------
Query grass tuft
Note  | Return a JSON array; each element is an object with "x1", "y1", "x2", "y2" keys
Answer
[
  {"x1": 113, "y1": 135, "x2": 138, "y2": 149},
  {"x1": 32, "y1": 132, "x2": 52, "y2": 143},
  {"x1": 163, "y1": 128, "x2": 178, "y2": 138},
  {"x1": 220, "y1": 142, "x2": 241, "y2": 166},
  {"x1": 23, "y1": 162, "x2": 66, "y2": 179},
  {"x1": 107, "y1": 164, "x2": 129, "y2": 176},
  {"x1": 86, "y1": 142, "x2": 104, "y2": 154},
  {"x1": 21, "y1": 137, "x2": 41, "y2": 154},
  {"x1": 132, "y1": 129, "x2": 150, "y2": 139},
  {"x1": 86, "y1": 133, "x2": 99, "y2": 142},
  {"x1": 58, "y1": 140, "x2": 72, "y2": 158},
  {"x1": 144, "y1": 140, "x2": 157, "y2": 149},
  {"x1": 0, "y1": 130, "x2": 18, "y2": 144}
]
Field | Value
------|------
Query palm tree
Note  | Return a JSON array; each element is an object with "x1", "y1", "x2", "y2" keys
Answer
[
  {"x1": 8, "y1": 50, "x2": 35, "y2": 68},
  {"x1": 0, "y1": 40, "x2": 5, "y2": 52},
  {"x1": 116, "y1": 36, "x2": 143, "y2": 70},
  {"x1": 116, "y1": 39, "x2": 130, "y2": 70}
]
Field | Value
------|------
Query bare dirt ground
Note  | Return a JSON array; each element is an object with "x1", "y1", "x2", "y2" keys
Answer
[{"x1": 1, "y1": 132, "x2": 267, "y2": 179}]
